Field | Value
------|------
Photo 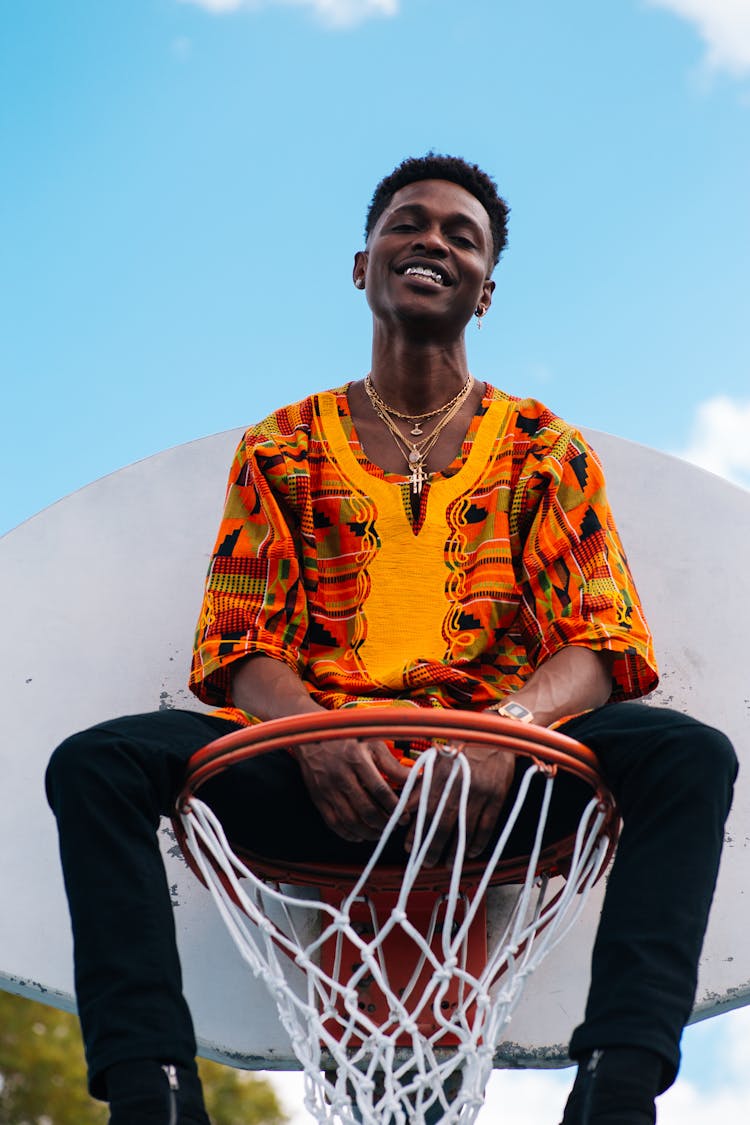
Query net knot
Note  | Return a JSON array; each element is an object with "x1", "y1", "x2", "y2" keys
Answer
[
  {"x1": 344, "y1": 987, "x2": 360, "y2": 1009},
  {"x1": 435, "y1": 960, "x2": 457, "y2": 983}
]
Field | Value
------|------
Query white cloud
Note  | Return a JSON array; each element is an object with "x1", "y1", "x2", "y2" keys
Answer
[
  {"x1": 645, "y1": 0, "x2": 750, "y2": 77},
  {"x1": 659, "y1": 1078, "x2": 750, "y2": 1124},
  {"x1": 259, "y1": 1009, "x2": 750, "y2": 1125},
  {"x1": 726, "y1": 1007, "x2": 750, "y2": 1069},
  {"x1": 673, "y1": 395, "x2": 750, "y2": 488},
  {"x1": 177, "y1": 0, "x2": 399, "y2": 28},
  {"x1": 262, "y1": 1067, "x2": 573, "y2": 1125},
  {"x1": 659, "y1": 1009, "x2": 750, "y2": 1124}
]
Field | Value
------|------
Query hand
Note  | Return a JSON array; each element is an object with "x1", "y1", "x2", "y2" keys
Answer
[
  {"x1": 405, "y1": 744, "x2": 516, "y2": 866},
  {"x1": 296, "y1": 738, "x2": 412, "y2": 843}
]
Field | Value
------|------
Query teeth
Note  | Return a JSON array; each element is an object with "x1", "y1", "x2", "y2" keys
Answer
[{"x1": 404, "y1": 266, "x2": 443, "y2": 284}]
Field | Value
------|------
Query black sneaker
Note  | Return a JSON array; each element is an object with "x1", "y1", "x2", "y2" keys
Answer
[
  {"x1": 106, "y1": 1059, "x2": 210, "y2": 1125},
  {"x1": 559, "y1": 1047, "x2": 662, "y2": 1125}
]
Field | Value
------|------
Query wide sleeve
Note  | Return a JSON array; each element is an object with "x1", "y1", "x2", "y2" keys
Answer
[
  {"x1": 189, "y1": 431, "x2": 308, "y2": 707},
  {"x1": 511, "y1": 424, "x2": 658, "y2": 702}
]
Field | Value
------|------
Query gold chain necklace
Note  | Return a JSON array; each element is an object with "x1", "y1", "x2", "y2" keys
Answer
[
  {"x1": 364, "y1": 375, "x2": 474, "y2": 494},
  {"x1": 364, "y1": 372, "x2": 473, "y2": 436}
]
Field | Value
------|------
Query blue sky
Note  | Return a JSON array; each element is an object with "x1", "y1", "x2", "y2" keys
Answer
[
  {"x1": 2, "y1": 0, "x2": 749, "y2": 1119},
  {"x1": 2, "y1": 0, "x2": 749, "y2": 539}
]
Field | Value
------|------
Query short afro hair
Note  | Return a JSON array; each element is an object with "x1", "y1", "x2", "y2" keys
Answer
[{"x1": 365, "y1": 153, "x2": 509, "y2": 267}]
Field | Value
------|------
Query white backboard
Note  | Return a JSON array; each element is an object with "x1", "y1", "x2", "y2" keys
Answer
[{"x1": 0, "y1": 428, "x2": 748, "y2": 1068}]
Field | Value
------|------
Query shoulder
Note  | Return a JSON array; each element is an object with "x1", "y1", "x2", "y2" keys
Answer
[
  {"x1": 242, "y1": 384, "x2": 348, "y2": 446},
  {"x1": 235, "y1": 384, "x2": 350, "y2": 461},
  {"x1": 483, "y1": 384, "x2": 591, "y2": 463},
  {"x1": 227, "y1": 386, "x2": 350, "y2": 495}
]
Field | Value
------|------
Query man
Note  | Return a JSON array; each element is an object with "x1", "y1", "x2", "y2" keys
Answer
[{"x1": 47, "y1": 154, "x2": 737, "y2": 1125}]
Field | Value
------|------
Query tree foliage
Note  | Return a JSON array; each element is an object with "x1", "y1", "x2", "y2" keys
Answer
[
  {"x1": 198, "y1": 1058, "x2": 287, "y2": 1125},
  {"x1": 0, "y1": 991, "x2": 286, "y2": 1125}
]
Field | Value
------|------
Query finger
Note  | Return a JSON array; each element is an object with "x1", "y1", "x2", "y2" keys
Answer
[
  {"x1": 423, "y1": 809, "x2": 459, "y2": 867},
  {"x1": 313, "y1": 796, "x2": 370, "y2": 842},
  {"x1": 363, "y1": 742, "x2": 412, "y2": 824},
  {"x1": 407, "y1": 769, "x2": 461, "y2": 866},
  {"x1": 368, "y1": 741, "x2": 412, "y2": 788},
  {"x1": 298, "y1": 740, "x2": 394, "y2": 840},
  {"x1": 465, "y1": 800, "x2": 500, "y2": 858},
  {"x1": 325, "y1": 741, "x2": 407, "y2": 836},
  {"x1": 414, "y1": 745, "x2": 509, "y2": 863},
  {"x1": 462, "y1": 749, "x2": 515, "y2": 858},
  {"x1": 403, "y1": 751, "x2": 458, "y2": 819}
]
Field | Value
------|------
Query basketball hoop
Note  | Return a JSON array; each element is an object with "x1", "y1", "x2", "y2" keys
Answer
[{"x1": 173, "y1": 708, "x2": 618, "y2": 1125}]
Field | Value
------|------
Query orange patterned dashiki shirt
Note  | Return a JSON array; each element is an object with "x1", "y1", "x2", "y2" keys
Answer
[{"x1": 189, "y1": 383, "x2": 658, "y2": 725}]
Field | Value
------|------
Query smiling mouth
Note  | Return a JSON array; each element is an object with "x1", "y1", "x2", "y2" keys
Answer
[{"x1": 399, "y1": 264, "x2": 451, "y2": 287}]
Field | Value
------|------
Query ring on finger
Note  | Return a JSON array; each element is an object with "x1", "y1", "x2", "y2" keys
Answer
[{"x1": 436, "y1": 740, "x2": 465, "y2": 758}]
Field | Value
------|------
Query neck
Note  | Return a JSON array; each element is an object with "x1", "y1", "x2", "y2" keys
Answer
[{"x1": 369, "y1": 329, "x2": 470, "y2": 414}]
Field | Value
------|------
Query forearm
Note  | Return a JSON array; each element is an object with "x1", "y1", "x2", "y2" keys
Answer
[
  {"x1": 230, "y1": 654, "x2": 324, "y2": 722},
  {"x1": 503, "y1": 646, "x2": 614, "y2": 727}
]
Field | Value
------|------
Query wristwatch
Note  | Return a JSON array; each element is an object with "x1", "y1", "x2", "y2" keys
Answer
[{"x1": 486, "y1": 699, "x2": 535, "y2": 724}]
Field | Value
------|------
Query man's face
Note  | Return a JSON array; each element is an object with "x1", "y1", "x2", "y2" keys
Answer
[{"x1": 353, "y1": 179, "x2": 495, "y2": 332}]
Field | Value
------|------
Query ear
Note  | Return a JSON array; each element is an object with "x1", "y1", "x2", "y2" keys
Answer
[
  {"x1": 353, "y1": 250, "x2": 368, "y2": 290},
  {"x1": 480, "y1": 278, "x2": 496, "y2": 314}
]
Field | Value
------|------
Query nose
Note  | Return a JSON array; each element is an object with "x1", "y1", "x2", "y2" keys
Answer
[{"x1": 411, "y1": 225, "x2": 448, "y2": 256}]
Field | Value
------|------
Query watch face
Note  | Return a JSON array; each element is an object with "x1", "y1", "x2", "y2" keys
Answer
[{"x1": 502, "y1": 701, "x2": 533, "y2": 721}]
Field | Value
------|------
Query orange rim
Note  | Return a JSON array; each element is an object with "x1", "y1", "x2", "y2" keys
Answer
[{"x1": 173, "y1": 707, "x2": 619, "y2": 892}]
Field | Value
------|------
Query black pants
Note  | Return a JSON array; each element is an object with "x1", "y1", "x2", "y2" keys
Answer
[{"x1": 45, "y1": 703, "x2": 737, "y2": 1099}]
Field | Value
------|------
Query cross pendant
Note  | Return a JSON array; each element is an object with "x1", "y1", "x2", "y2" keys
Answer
[{"x1": 410, "y1": 461, "x2": 425, "y2": 495}]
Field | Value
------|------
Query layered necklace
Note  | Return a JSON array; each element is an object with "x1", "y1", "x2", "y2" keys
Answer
[{"x1": 364, "y1": 372, "x2": 474, "y2": 495}]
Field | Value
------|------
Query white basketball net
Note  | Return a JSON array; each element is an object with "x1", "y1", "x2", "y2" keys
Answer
[{"x1": 179, "y1": 745, "x2": 612, "y2": 1125}]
